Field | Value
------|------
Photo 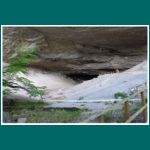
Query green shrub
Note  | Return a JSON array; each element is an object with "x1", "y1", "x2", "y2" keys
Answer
[{"x1": 114, "y1": 92, "x2": 128, "y2": 99}]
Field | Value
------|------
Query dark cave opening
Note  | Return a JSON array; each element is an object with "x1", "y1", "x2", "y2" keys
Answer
[
  {"x1": 66, "y1": 73, "x2": 99, "y2": 82},
  {"x1": 65, "y1": 69, "x2": 125, "y2": 82}
]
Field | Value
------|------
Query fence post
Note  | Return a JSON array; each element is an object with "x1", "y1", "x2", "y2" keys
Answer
[
  {"x1": 140, "y1": 91, "x2": 147, "y2": 122},
  {"x1": 124, "y1": 101, "x2": 130, "y2": 119},
  {"x1": 98, "y1": 115, "x2": 105, "y2": 123},
  {"x1": 140, "y1": 91, "x2": 146, "y2": 105}
]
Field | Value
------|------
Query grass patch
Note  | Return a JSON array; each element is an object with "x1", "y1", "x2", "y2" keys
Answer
[
  {"x1": 25, "y1": 109, "x2": 83, "y2": 123},
  {"x1": 13, "y1": 100, "x2": 48, "y2": 110},
  {"x1": 12, "y1": 100, "x2": 84, "y2": 123}
]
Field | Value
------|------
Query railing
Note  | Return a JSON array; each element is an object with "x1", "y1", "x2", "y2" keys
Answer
[{"x1": 80, "y1": 83, "x2": 147, "y2": 123}]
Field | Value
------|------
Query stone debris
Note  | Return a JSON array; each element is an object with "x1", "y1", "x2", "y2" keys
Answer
[{"x1": 17, "y1": 118, "x2": 27, "y2": 123}]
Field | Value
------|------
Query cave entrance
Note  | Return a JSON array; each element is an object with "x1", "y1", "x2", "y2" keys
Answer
[{"x1": 66, "y1": 73, "x2": 99, "y2": 82}]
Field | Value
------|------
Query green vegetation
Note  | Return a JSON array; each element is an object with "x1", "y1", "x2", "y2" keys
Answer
[
  {"x1": 12, "y1": 100, "x2": 83, "y2": 123},
  {"x1": 114, "y1": 92, "x2": 128, "y2": 99},
  {"x1": 25, "y1": 109, "x2": 82, "y2": 123},
  {"x1": 13, "y1": 100, "x2": 48, "y2": 110},
  {"x1": 6, "y1": 43, "x2": 37, "y2": 73},
  {"x1": 3, "y1": 43, "x2": 47, "y2": 99},
  {"x1": 103, "y1": 102, "x2": 144, "y2": 123},
  {"x1": 104, "y1": 109, "x2": 125, "y2": 123}
]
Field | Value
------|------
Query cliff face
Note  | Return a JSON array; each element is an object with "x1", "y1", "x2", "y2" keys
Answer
[{"x1": 3, "y1": 26, "x2": 147, "y2": 77}]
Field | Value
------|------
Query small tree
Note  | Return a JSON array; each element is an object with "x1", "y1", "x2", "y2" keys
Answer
[{"x1": 3, "y1": 43, "x2": 47, "y2": 100}]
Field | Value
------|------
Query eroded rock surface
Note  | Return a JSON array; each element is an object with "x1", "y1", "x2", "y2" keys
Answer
[{"x1": 3, "y1": 27, "x2": 147, "y2": 77}]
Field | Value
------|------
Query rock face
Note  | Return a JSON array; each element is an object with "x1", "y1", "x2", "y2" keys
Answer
[{"x1": 3, "y1": 26, "x2": 147, "y2": 78}]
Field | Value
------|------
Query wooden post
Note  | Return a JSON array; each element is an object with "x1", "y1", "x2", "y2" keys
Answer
[
  {"x1": 99, "y1": 115, "x2": 105, "y2": 123},
  {"x1": 140, "y1": 91, "x2": 147, "y2": 122},
  {"x1": 125, "y1": 104, "x2": 147, "y2": 123},
  {"x1": 124, "y1": 101, "x2": 130, "y2": 119},
  {"x1": 140, "y1": 91, "x2": 146, "y2": 105}
]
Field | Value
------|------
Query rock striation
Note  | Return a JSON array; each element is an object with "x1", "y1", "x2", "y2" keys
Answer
[{"x1": 3, "y1": 26, "x2": 147, "y2": 78}]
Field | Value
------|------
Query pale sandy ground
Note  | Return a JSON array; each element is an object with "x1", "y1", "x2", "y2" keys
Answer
[
  {"x1": 52, "y1": 61, "x2": 147, "y2": 100},
  {"x1": 9, "y1": 61, "x2": 147, "y2": 102}
]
